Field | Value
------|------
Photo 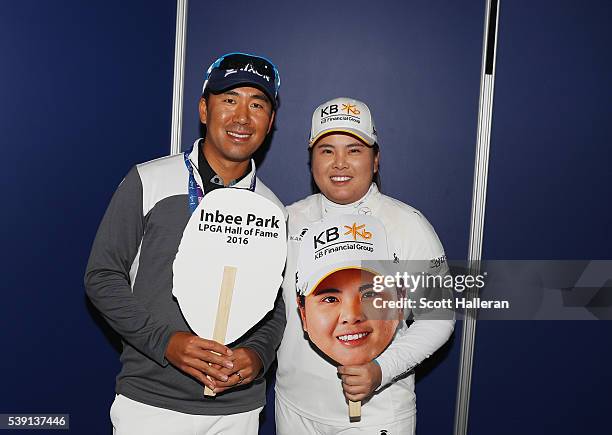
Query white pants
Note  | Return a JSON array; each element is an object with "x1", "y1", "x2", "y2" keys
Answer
[
  {"x1": 275, "y1": 396, "x2": 416, "y2": 435},
  {"x1": 110, "y1": 394, "x2": 262, "y2": 435}
]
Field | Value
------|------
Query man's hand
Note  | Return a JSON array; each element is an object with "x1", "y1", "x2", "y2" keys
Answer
[
  {"x1": 338, "y1": 361, "x2": 382, "y2": 402},
  {"x1": 213, "y1": 347, "x2": 263, "y2": 394},
  {"x1": 165, "y1": 331, "x2": 235, "y2": 391}
]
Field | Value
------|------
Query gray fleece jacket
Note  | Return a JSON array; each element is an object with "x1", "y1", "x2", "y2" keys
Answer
[{"x1": 84, "y1": 147, "x2": 286, "y2": 415}]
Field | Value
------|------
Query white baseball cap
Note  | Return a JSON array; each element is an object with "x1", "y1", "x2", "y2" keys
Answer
[
  {"x1": 296, "y1": 214, "x2": 390, "y2": 296},
  {"x1": 308, "y1": 97, "x2": 378, "y2": 147}
]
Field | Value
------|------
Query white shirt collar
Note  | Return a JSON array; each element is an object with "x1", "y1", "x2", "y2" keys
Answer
[{"x1": 320, "y1": 183, "x2": 379, "y2": 217}]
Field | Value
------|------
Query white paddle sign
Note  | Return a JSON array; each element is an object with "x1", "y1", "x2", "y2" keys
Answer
[
  {"x1": 173, "y1": 188, "x2": 287, "y2": 395},
  {"x1": 296, "y1": 215, "x2": 397, "y2": 421}
]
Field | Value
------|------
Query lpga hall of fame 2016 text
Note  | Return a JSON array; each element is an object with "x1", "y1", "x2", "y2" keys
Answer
[{"x1": 198, "y1": 209, "x2": 281, "y2": 244}]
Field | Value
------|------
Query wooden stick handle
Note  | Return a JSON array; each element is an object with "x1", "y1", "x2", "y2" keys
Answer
[
  {"x1": 204, "y1": 266, "x2": 237, "y2": 397},
  {"x1": 349, "y1": 400, "x2": 361, "y2": 420}
]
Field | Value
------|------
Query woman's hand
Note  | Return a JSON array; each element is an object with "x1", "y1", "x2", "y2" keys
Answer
[{"x1": 338, "y1": 361, "x2": 382, "y2": 402}]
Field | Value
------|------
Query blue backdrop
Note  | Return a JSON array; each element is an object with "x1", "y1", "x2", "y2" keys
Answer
[
  {"x1": 471, "y1": 1, "x2": 612, "y2": 433},
  {"x1": 1, "y1": 0, "x2": 610, "y2": 434},
  {"x1": 181, "y1": 1, "x2": 481, "y2": 434},
  {"x1": 1, "y1": 1, "x2": 176, "y2": 434}
]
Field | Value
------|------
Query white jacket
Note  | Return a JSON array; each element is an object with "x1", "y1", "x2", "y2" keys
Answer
[{"x1": 275, "y1": 184, "x2": 455, "y2": 425}]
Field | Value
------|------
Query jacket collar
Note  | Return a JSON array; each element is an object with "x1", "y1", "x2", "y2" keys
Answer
[
  {"x1": 318, "y1": 183, "x2": 381, "y2": 219},
  {"x1": 188, "y1": 138, "x2": 257, "y2": 189}
]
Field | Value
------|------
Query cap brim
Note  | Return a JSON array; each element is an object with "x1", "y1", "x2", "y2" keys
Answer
[
  {"x1": 304, "y1": 265, "x2": 382, "y2": 297},
  {"x1": 206, "y1": 73, "x2": 276, "y2": 108},
  {"x1": 309, "y1": 128, "x2": 375, "y2": 147}
]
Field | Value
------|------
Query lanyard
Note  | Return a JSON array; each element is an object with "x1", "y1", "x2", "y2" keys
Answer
[{"x1": 183, "y1": 145, "x2": 257, "y2": 214}]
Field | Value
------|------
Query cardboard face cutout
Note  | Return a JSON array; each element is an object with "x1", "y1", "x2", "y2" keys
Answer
[
  {"x1": 296, "y1": 215, "x2": 402, "y2": 366},
  {"x1": 300, "y1": 268, "x2": 402, "y2": 366},
  {"x1": 172, "y1": 188, "x2": 287, "y2": 344}
]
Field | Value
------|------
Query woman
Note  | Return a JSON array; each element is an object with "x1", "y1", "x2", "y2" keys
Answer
[{"x1": 275, "y1": 97, "x2": 455, "y2": 434}]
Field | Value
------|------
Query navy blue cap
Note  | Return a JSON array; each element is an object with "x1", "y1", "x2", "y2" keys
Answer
[{"x1": 202, "y1": 53, "x2": 280, "y2": 108}]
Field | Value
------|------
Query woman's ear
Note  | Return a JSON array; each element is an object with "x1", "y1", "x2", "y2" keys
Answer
[
  {"x1": 373, "y1": 150, "x2": 380, "y2": 174},
  {"x1": 297, "y1": 296, "x2": 308, "y2": 332}
]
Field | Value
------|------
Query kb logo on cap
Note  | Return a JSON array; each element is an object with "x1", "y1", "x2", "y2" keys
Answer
[
  {"x1": 320, "y1": 103, "x2": 361, "y2": 117},
  {"x1": 341, "y1": 103, "x2": 360, "y2": 115},
  {"x1": 313, "y1": 222, "x2": 372, "y2": 249},
  {"x1": 344, "y1": 222, "x2": 371, "y2": 241},
  {"x1": 313, "y1": 227, "x2": 340, "y2": 249},
  {"x1": 320, "y1": 104, "x2": 338, "y2": 117}
]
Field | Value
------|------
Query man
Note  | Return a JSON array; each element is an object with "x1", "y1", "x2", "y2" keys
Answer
[{"x1": 85, "y1": 52, "x2": 285, "y2": 435}]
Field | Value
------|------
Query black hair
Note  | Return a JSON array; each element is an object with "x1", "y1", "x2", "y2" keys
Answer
[{"x1": 297, "y1": 278, "x2": 406, "y2": 313}]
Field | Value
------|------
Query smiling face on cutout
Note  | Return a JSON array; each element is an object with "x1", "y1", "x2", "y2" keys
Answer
[{"x1": 298, "y1": 268, "x2": 402, "y2": 366}]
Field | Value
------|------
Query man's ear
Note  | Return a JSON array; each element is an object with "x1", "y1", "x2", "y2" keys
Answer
[
  {"x1": 198, "y1": 97, "x2": 208, "y2": 125},
  {"x1": 297, "y1": 296, "x2": 308, "y2": 332},
  {"x1": 266, "y1": 110, "x2": 275, "y2": 134}
]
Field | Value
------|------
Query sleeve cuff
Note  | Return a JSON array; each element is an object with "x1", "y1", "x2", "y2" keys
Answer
[
  {"x1": 157, "y1": 327, "x2": 185, "y2": 368},
  {"x1": 374, "y1": 356, "x2": 395, "y2": 389},
  {"x1": 239, "y1": 343, "x2": 269, "y2": 380}
]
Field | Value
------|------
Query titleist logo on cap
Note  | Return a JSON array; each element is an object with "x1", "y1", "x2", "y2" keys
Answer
[{"x1": 223, "y1": 63, "x2": 271, "y2": 82}]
